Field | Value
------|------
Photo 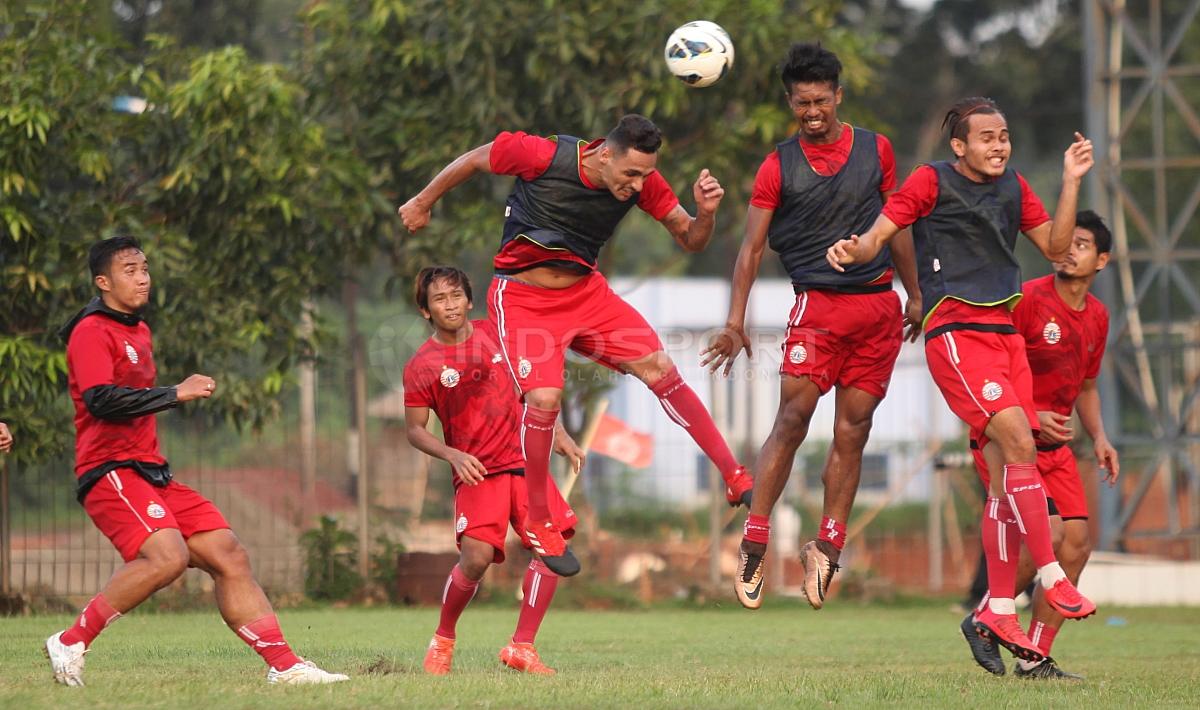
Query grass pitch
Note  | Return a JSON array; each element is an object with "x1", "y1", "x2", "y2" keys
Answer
[{"x1": 1, "y1": 601, "x2": 1198, "y2": 708}]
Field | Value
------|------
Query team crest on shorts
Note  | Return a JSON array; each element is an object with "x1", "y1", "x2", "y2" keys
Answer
[
  {"x1": 788, "y1": 344, "x2": 808, "y2": 365},
  {"x1": 146, "y1": 502, "x2": 166, "y2": 519},
  {"x1": 981, "y1": 380, "x2": 1003, "y2": 402},
  {"x1": 517, "y1": 357, "x2": 532, "y2": 379},
  {"x1": 1042, "y1": 320, "x2": 1062, "y2": 345},
  {"x1": 439, "y1": 366, "x2": 461, "y2": 389},
  {"x1": 124, "y1": 341, "x2": 139, "y2": 364},
  {"x1": 455, "y1": 514, "x2": 468, "y2": 534}
]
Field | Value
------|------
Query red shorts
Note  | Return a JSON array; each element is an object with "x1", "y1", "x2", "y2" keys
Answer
[
  {"x1": 488, "y1": 273, "x2": 663, "y2": 394},
  {"x1": 453, "y1": 472, "x2": 576, "y2": 563},
  {"x1": 1037, "y1": 446, "x2": 1088, "y2": 519},
  {"x1": 780, "y1": 289, "x2": 902, "y2": 398},
  {"x1": 82, "y1": 469, "x2": 229, "y2": 562},
  {"x1": 925, "y1": 329, "x2": 1038, "y2": 444}
]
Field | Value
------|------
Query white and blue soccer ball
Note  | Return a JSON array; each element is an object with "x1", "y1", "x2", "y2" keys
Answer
[{"x1": 663, "y1": 20, "x2": 734, "y2": 88}]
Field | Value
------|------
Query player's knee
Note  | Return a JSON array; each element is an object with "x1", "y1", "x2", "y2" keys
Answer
[
  {"x1": 459, "y1": 550, "x2": 492, "y2": 580},
  {"x1": 213, "y1": 541, "x2": 254, "y2": 579},
  {"x1": 777, "y1": 401, "x2": 814, "y2": 442},
  {"x1": 832, "y1": 416, "x2": 873, "y2": 451},
  {"x1": 146, "y1": 542, "x2": 190, "y2": 585},
  {"x1": 524, "y1": 389, "x2": 562, "y2": 411}
]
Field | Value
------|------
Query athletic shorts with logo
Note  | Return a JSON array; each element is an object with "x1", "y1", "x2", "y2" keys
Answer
[
  {"x1": 488, "y1": 272, "x2": 663, "y2": 394},
  {"x1": 83, "y1": 468, "x2": 230, "y2": 562},
  {"x1": 925, "y1": 329, "x2": 1039, "y2": 449},
  {"x1": 781, "y1": 288, "x2": 902, "y2": 398},
  {"x1": 454, "y1": 472, "x2": 576, "y2": 563}
]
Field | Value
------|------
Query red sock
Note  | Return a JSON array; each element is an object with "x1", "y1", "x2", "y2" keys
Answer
[
  {"x1": 744, "y1": 514, "x2": 770, "y2": 545},
  {"x1": 235, "y1": 614, "x2": 303, "y2": 671},
  {"x1": 60, "y1": 593, "x2": 121, "y2": 648},
  {"x1": 435, "y1": 564, "x2": 479, "y2": 639},
  {"x1": 650, "y1": 368, "x2": 740, "y2": 483},
  {"x1": 1028, "y1": 619, "x2": 1058, "y2": 657},
  {"x1": 981, "y1": 497, "x2": 1021, "y2": 603},
  {"x1": 513, "y1": 559, "x2": 559, "y2": 644},
  {"x1": 1002, "y1": 463, "x2": 1056, "y2": 568},
  {"x1": 819, "y1": 516, "x2": 847, "y2": 550},
  {"x1": 521, "y1": 405, "x2": 558, "y2": 520}
]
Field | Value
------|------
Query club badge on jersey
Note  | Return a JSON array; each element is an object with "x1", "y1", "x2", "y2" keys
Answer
[
  {"x1": 1042, "y1": 320, "x2": 1062, "y2": 345},
  {"x1": 439, "y1": 366, "x2": 461, "y2": 389}
]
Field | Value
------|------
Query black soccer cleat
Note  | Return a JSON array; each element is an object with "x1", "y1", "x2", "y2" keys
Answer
[
  {"x1": 539, "y1": 549, "x2": 581, "y2": 577},
  {"x1": 1014, "y1": 658, "x2": 1084, "y2": 680},
  {"x1": 960, "y1": 613, "x2": 1005, "y2": 675}
]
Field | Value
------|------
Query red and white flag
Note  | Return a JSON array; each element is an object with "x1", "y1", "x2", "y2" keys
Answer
[{"x1": 588, "y1": 413, "x2": 654, "y2": 469}]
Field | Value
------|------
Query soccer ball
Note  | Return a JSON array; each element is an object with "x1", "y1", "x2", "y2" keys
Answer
[{"x1": 663, "y1": 21, "x2": 734, "y2": 88}]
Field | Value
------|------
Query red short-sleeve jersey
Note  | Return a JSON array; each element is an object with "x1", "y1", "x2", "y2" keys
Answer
[
  {"x1": 750, "y1": 126, "x2": 897, "y2": 210},
  {"x1": 490, "y1": 131, "x2": 680, "y2": 272},
  {"x1": 1013, "y1": 274, "x2": 1109, "y2": 416},
  {"x1": 882, "y1": 164, "x2": 1051, "y2": 232},
  {"x1": 403, "y1": 319, "x2": 524, "y2": 483},
  {"x1": 67, "y1": 314, "x2": 166, "y2": 475}
]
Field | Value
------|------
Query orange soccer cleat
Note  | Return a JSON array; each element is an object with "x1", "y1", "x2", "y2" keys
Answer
[
  {"x1": 423, "y1": 634, "x2": 455, "y2": 675},
  {"x1": 1044, "y1": 578, "x2": 1097, "y2": 620},
  {"x1": 499, "y1": 642, "x2": 556, "y2": 676}
]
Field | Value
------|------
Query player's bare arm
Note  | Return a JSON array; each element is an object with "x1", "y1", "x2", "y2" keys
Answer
[
  {"x1": 398, "y1": 143, "x2": 494, "y2": 234},
  {"x1": 882, "y1": 184, "x2": 923, "y2": 341},
  {"x1": 1076, "y1": 377, "x2": 1119, "y2": 483},
  {"x1": 552, "y1": 421, "x2": 586, "y2": 475},
  {"x1": 701, "y1": 205, "x2": 771, "y2": 375},
  {"x1": 0, "y1": 421, "x2": 12, "y2": 453},
  {"x1": 404, "y1": 405, "x2": 487, "y2": 485},
  {"x1": 661, "y1": 168, "x2": 724, "y2": 252},
  {"x1": 1024, "y1": 132, "x2": 1094, "y2": 262},
  {"x1": 826, "y1": 213, "x2": 902, "y2": 272}
]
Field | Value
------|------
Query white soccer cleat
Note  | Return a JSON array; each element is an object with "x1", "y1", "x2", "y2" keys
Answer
[
  {"x1": 44, "y1": 631, "x2": 87, "y2": 687},
  {"x1": 266, "y1": 659, "x2": 349, "y2": 685}
]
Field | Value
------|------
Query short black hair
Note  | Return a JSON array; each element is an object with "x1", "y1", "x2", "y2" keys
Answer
[
  {"x1": 1075, "y1": 210, "x2": 1113, "y2": 254},
  {"x1": 414, "y1": 265, "x2": 472, "y2": 313},
  {"x1": 942, "y1": 97, "x2": 1004, "y2": 142},
  {"x1": 780, "y1": 42, "x2": 841, "y2": 92},
  {"x1": 89, "y1": 236, "x2": 143, "y2": 278},
  {"x1": 606, "y1": 114, "x2": 662, "y2": 155}
]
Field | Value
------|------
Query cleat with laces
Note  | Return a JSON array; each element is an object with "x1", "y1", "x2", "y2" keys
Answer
[
  {"x1": 724, "y1": 466, "x2": 753, "y2": 507},
  {"x1": 735, "y1": 539, "x2": 767, "y2": 609},
  {"x1": 523, "y1": 517, "x2": 580, "y2": 577},
  {"x1": 960, "y1": 613, "x2": 1005, "y2": 675},
  {"x1": 973, "y1": 608, "x2": 1044, "y2": 663},
  {"x1": 423, "y1": 634, "x2": 455, "y2": 675},
  {"x1": 1043, "y1": 578, "x2": 1096, "y2": 619},
  {"x1": 1014, "y1": 658, "x2": 1084, "y2": 680},
  {"x1": 44, "y1": 631, "x2": 86, "y2": 687},
  {"x1": 266, "y1": 659, "x2": 349, "y2": 685},
  {"x1": 499, "y1": 642, "x2": 556, "y2": 675},
  {"x1": 800, "y1": 540, "x2": 840, "y2": 609}
]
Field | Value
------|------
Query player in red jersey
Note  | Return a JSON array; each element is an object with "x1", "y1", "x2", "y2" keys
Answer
[
  {"x1": 404, "y1": 266, "x2": 585, "y2": 676},
  {"x1": 46, "y1": 237, "x2": 347, "y2": 687},
  {"x1": 702, "y1": 42, "x2": 920, "y2": 611},
  {"x1": 965, "y1": 211, "x2": 1119, "y2": 678},
  {"x1": 399, "y1": 114, "x2": 754, "y2": 575},
  {"x1": 828, "y1": 98, "x2": 1097, "y2": 662}
]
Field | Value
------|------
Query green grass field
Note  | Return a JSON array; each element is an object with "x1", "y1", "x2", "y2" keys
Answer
[{"x1": 2, "y1": 602, "x2": 1198, "y2": 708}]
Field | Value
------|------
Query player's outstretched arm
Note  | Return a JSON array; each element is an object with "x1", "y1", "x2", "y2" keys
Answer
[
  {"x1": 82, "y1": 374, "x2": 213, "y2": 421},
  {"x1": 1077, "y1": 378, "x2": 1120, "y2": 484},
  {"x1": 1024, "y1": 132, "x2": 1093, "y2": 262},
  {"x1": 552, "y1": 421, "x2": 586, "y2": 475},
  {"x1": 397, "y1": 143, "x2": 494, "y2": 234},
  {"x1": 660, "y1": 168, "x2": 724, "y2": 252},
  {"x1": 404, "y1": 405, "x2": 487, "y2": 485},
  {"x1": 701, "y1": 205, "x2": 771, "y2": 375},
  {"x1": 0, "y1": 422, "x2": 12, "y2": 453},
  {"x1": 826, "y1": 213, "x2": 901, "y2": 273}
]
